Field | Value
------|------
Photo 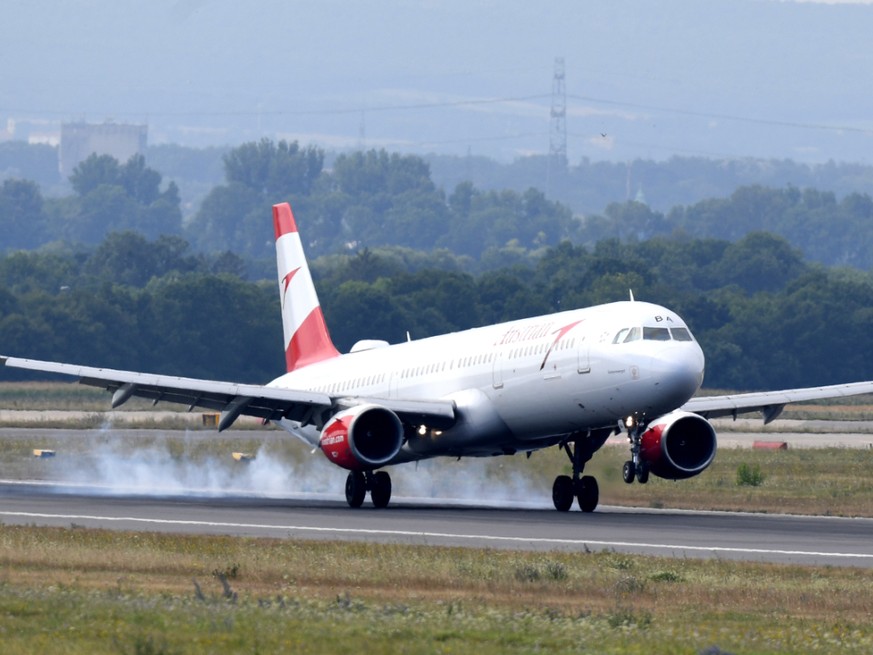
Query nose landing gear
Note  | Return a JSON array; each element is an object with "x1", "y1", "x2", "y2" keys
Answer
[{"x1": 622, "y1": 415, "x2": 650, "y2": 485}]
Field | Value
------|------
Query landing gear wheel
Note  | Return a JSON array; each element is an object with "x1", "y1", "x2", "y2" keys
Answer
[
  {"x1": 635, "y1": 461, "x2": 650, "y2": 484},
  {"x1": 370, "y1": 471, "x2": 392, "y2": 508},
  {"x1": 345, "y1": 471, "x2": 366, "y2": 508},
  {"x1": 553, "y1": 435, "x2": 606, "y2": 513},
  {"x1": 552, "y1": 475, "x2": 574, "y2": 512},
  {"x1": 622, "y1": 460, "x2": 636, "y2": 484},
  {"x1": 576, "y1": 475, "x2": 599, "y2": 513}
]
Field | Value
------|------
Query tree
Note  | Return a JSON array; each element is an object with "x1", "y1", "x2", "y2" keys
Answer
[
  {"x1": 65, "y1": 184, "x2": 138, "y2": 244},
  {"x1": 83, "y1": 232, "x2": 200, "y2": 287},
  {"x1": 0, "y1": 178, "x2": 47, "y2": 250},
  {"x1": 66, "y1": 154, "x2": 182, "y2": 243},
  {"x1": 0, "y1": 142, "x2": 60, "y2": 186},
  {"x1": 69, "y1": 154, "x2": 121, "y2": 196},
  {"x1": 333, "y1": 150, "x2": 434, "y2": 197},
  {"x1": 223, "y1": 139, "x2": 324, "y2": 197},
  {"x1": 0, "y1": 250, "x2": 80, "y2": 295},
  {"x1": 142, "y1": 274, "x2": 281, "y2": 381},
  {"x1": 189, "y1": 140, "x2": 325, "y2": 258},
  {"x1": 322, "y1": 280, "x2": 410, "y2": 351},
  {"x1": 712, "y1": 232, "x2": 807, "y2": 294}
]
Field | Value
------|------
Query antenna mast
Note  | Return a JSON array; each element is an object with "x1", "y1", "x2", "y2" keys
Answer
[{"x1": 549, "y1": 57, "x2": 568, "y2": 169}]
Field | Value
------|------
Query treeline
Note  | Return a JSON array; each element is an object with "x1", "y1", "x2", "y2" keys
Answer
[
  {"x1": 4, "y1": 139, "x2": 873, "y2": 273},
  {"x1": 7, "y1": 139, "x2": 873, "y2": 222},
  {"x1": 1, "y1": 142, "x2": 578, "y2": 264},
  {"x1": 582, "y1": 186, "x2": 873, "y2": 270},
  {"x1": 2, "y1": 228, "x2": 872, "y2": 390},
  {"x1": 2, "y1": 138, "x2": 873, "y2": 390},
  {"x1": 427, "y1": 154, "x2": 873, "y2": 218}
]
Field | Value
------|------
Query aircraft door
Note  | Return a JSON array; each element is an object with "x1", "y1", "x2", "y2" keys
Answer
[
  {"x1": 492, "y1": 349, "x2": 504, "y2": 389},
  {"x1": 577, "y1": 337, "x2": 590, "y2": 374}
]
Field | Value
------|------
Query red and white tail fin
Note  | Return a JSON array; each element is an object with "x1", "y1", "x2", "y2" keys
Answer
[{"x1": 273, "y1": 203, "x2": 340, "y2": 372}]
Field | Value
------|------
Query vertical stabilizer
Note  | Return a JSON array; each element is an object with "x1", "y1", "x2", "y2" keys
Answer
[{"x1": 273, "y1": 203, "x2": 340, "y2": 372}]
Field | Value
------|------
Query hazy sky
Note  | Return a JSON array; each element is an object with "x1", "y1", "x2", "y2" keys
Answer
[{"x1": 2, "y1": 0, "x2": 873, "y2": 163}]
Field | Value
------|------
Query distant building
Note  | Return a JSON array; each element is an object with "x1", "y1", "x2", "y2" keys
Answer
[
  {"x1": 3, "y1": 117, "x2": 60, "y2": 145},
  {"x1": 59, "y1": 121, "x2": 147, "y2": 176}
]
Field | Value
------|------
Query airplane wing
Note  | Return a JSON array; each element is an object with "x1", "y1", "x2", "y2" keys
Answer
[
  {"x1": 0, "y1": 356, "x2": 457, "y2": 432},
  {"x1": 682, "y1": 381, "x2": 873, "y2": 424}
]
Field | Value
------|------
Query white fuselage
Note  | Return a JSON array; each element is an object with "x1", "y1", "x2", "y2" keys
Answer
[{"x1": 268, "y1": 300, "x2": 705, "y2": 459}]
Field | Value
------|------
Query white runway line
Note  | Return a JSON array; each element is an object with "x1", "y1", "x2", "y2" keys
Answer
[{"x1": 1, "y1": 509, "x2": 871, "y2": 561}]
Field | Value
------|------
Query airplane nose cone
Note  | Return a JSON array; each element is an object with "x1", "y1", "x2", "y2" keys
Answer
[{"x1": 647, "y1": 342, "x2": 705, "y2": 410}]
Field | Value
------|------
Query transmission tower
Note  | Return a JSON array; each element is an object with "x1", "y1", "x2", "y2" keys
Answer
[{"x1": 549, "y1": 57, "x2": 568, "y2": 168}]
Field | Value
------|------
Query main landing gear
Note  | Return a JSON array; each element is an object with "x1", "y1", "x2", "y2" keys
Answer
[
  {"x1": 621, "y1": 416, "x2": 650, "y2": 485},
  {"x1": 552, "y1": 439, "x2": 599, "y2": 513},
  {"x1": 345, "y1": 470, "x2": 392, "y2": 509}
]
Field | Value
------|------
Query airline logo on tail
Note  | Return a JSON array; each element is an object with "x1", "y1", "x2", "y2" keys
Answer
[{"x1": 273, "y1": 203, "x2": 340, "y2": 372}]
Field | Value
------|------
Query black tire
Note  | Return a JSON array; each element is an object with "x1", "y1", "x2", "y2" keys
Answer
[
  {"x1": 345, "y1": 471, "x2": 366, "y2": 508},
  {"x1": 370, "y1": 471, "x2": 392, "y2": 509},
  {"x1": 577, "y1": 475, "x2": 599, "y2": 513},
  {"x1": 552, "y1": 475, "x2": 574, "y2": 512},
  {"x1": 636, "y1": 461, "x2": 650, "y2": 484},
  {"x1": 622, "y1": 460, "x2": 636, "y2": 484}
]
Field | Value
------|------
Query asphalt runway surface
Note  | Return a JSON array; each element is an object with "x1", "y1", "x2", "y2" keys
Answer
[
  {"x1": 1, "y1": 424, "x2": 872, "y2": 568},
  {"x1": 1, "y1": 481, "x2": 871, "y2": 568}
]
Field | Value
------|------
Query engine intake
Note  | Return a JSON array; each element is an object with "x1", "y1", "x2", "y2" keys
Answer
[
  {"x1": 640, "y1": 410, "x2": 717, "y2": 480},
  {"x1": 319, "y1": 405, "x2": 404, "y2": 471}
]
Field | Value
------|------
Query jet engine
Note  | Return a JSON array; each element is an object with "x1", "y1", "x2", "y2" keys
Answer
[
  {"x1": 639, "y1": 410, "x2": 717, "y2": 480},
  {"x1": 319, "y1": 405, "x2": 404, "y2": 471}
]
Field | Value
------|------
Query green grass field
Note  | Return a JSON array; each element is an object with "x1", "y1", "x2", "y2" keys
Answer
[{"x1": 1, "y1": 526, "x2": 872, "y2": 655}]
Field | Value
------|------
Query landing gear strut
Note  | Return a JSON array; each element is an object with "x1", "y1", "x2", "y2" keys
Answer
[
  {"x1": 345, "y1": 470, "x2": 393, "y2": 508},
  {"x1": 622, "y1": 417, "x2": 649, "y2": 484},
  {"x1": 552, "y1": 438, "x2": 599, "y2": 512}
]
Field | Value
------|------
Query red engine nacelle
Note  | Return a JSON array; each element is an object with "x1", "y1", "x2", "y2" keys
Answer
[
  {"x1": 319, "y1": 405, "x2": 404, "y2": 471},
  {"x1": 639, "y1": 410, "x2": 717, "y2": 480}
]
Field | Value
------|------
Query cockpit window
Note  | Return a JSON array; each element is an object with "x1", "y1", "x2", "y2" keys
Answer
[
  {"x1": 624, "y1": 327, "x2": 641, "y2": 342},
  {"x1": 612, "y1": 328, "x2": 629, "y2": 344},
  {"x1": 643, "y1": 326, "x2": 671, "y2": 341},
  {"x1": 613, "y1": 327, "x2": 642, "y2": 344},
  {"x1": 670, "y1": 327, "x2": 694, "y2": 342},
  {"x1": 615, "y1": 325, "x2": 695, "y2": 344}
]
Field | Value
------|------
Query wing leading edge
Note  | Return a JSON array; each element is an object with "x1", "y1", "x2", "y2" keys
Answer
[
  {"x1": 0, "y1": 356, "x2": 456, "y2": 433},
  {"x1": 682, "y1": 380, "x2": 873, "y2": 424}
]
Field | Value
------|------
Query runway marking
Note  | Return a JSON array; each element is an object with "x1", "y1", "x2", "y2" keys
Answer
[{"x1": 1, "y1": 510, "x2": 871, "y2": 561}]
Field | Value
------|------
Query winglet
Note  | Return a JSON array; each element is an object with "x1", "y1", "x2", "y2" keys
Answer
[{"x1": 273, "y1": 203, "x2": 340, "y2": 372}]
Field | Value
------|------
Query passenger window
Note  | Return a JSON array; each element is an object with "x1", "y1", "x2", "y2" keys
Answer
[
  {"x1": 643, "y1": 327, "x2": 671, "y2": 341},
  {"x1": 671, "y1": 327, "x2": 694, "y2": 342}
]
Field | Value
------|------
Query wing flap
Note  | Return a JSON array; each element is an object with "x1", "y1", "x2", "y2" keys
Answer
[
  {"x1": 683, "y1": 381, "x2": 873, "y2": 423},
  {"x1": 2, "y1": 356, "x2": 332, "y2": 427},
  {"x1": 1, "y1": 356, "x2": 458, "y2": 431}
]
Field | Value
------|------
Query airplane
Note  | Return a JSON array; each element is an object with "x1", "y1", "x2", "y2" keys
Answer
[{"x1": 3, "y1": 202, "x2": 873, "y2": 512}]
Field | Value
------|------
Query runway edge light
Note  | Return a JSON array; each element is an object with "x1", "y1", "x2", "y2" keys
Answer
[{"x1": 33, "y1": 449, "x2": 56, "y2": 458}]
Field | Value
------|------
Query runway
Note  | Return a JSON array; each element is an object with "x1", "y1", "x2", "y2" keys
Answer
[{"x1": 1, "y1": 481, "x2": 871, "y2": 568}]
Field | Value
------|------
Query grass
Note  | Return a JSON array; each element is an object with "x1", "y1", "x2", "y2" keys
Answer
[
  {"x1": 0, "y1": 525, "x2": 872, "y2": 654},
  {"x1": 582, "y1": 446, "x2": 873, "y2": 517},
  {"x1": 0, "y1": 382, "x2": 267, "y2": 429}
]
